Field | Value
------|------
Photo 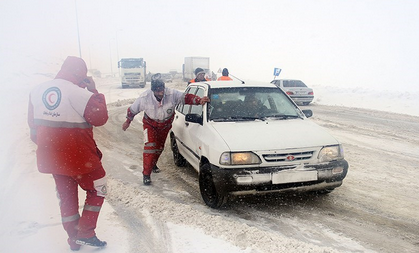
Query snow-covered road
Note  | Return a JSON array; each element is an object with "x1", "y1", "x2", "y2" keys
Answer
[
  {"x1": 1, "y1": 76, "x2": 418, "y2": 253},
  {"x1": 96, "y1": 79, "x2": 419, "y2": 253}
]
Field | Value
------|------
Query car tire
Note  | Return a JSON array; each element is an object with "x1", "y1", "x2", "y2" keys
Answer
[
  {"x1": 199, "y1": 163, "x2": 228, "y2": 208},
  {"x1": 170, "y1": 135, "x2": 186, "y2": 167},
  {"x1": 315, "y1": 188, "x2": 335, "y2": 195}
]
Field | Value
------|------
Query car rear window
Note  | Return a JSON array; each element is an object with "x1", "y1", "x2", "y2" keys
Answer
[{"x1": 283, "y1": 80, "x2": 307, "y2": 88}]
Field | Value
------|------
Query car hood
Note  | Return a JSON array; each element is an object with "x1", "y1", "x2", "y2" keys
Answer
[{"x1": 211, "y1": 119, "x2": 338, "y2": 151}]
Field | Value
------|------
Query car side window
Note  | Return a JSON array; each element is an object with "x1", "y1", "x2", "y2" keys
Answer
[
  {"x1": 180, "y1": 86, "x2": 197, "y2": 115},
  {"x1": 190, "y1": 88, "x2": 205, "y2": 115},
  {"x1": 176, "y1": 87, "x2": 189, "y2": 114}
]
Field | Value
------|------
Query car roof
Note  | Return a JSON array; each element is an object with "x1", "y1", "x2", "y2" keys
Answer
[
  {"x1": 272, "y1": 79, "x2": 302, "y2": 81},
  {"x1": 194, "y1": 80, "x2": 279, "y2": 89}
]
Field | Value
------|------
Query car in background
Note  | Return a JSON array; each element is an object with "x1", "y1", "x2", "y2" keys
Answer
[
  {"x1": 161, "y1": 73, "x2": 173, "y2": 83},
  {"x1": 170, "y1": 80, "x2": 348, "y2": 208},
  {"x1": 270, "y1": 79, "x2": 314, "y2": 105}
]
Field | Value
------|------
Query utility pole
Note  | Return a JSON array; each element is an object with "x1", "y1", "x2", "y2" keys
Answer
[
  {"x1": 109, "y1": 40, "x2": 113, "y2": 76},
  {"x1": 74, "y1": 0, "x2": 82, "y2": 58}
]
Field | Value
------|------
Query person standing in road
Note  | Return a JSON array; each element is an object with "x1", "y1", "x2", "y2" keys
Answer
[
  {"x1": 188, "y1": 67, "x2": 210, "y2": 84},
  {"x1": 28, "y1": 56, "x2": 109, "y2": 251},
  {"x1": 122, "y1": 73, "x2": 210, "y2": 185},
  {"x1": 217, "y1": 68, "x2": 233, "y2": 81}
]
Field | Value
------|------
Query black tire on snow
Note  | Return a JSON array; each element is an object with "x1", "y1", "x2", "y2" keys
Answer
[
  {"x1": 170, "y1": 135, "x2": 186, "y2": 167},
  {"x1": 199, "y1": 163, "x2": 227, "y2": 208},
  {"x1": 315, "y1": 188, "x2": 335, "y2": 195}
]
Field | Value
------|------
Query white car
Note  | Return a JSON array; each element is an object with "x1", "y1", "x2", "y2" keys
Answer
[
  {"x1": 170, "y1": 81, "x2": 348, "y2": 208},
  {"x1": 271, "y1": 79, "x2": 314, "y2": 105}
]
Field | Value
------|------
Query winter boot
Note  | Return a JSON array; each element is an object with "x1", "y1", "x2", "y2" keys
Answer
[
  {"x1": 143, "y1": 174, "x2": 152, "y2": 185},
  {"x1": 75, "y1": 235, "x2": 107, "y2": 248},
  {"x1": 152, "y1": 165, "x2": 161, "y2": 173},
  {"x1": 68, "y1": 238, "x2": 81, "y2": 251}
]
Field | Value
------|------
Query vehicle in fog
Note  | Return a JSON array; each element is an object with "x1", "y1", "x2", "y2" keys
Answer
[
  {"x1": 118, "y1": 58, "x2": 147, "y2": 88},
  {"x1": 271, "y1": 79, "x2": 314, "y2": 105},
  {"x1": 161, "y1": 73, "x2": 173, "y2": 83},
  {"x1": 170, "y1": 81, "x2": 348, "y2": 208}
]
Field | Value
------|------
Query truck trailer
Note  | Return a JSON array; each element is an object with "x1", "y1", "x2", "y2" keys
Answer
[
  {"x1": 118, "y1": 58, "x2": 147, "y2": 88},
  {"x1": 182, "y1": 57, "x2": 210, "y2": 82}
]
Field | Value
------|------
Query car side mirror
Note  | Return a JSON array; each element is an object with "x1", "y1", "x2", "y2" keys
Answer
[
  {"x1": 185, "y1": 113, "x2": 203, "y2": 124},
  {"x1": 302, "y1": 109, "x2": 313, "y2": 118}
]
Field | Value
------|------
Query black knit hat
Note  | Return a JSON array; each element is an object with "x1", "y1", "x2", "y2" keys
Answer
[
  {"x1": 151, "y1": 73, "x2": 165, "y2": 91},
  {"x1": 194, "y1": 67, "x2": 205, "y2": 76},
  {"x1": 222, "y1": 68, "x2": 229, "y2": 76}
]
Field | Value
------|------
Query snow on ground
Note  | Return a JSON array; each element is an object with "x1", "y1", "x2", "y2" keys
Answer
[
  {"x1": 0, "y1": 61, "x2": 418, "y2": 252},
  {"x1": 312, "y1": 84, "x2": 419, "y2": 117}
]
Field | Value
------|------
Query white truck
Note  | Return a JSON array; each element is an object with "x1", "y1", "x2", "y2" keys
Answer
[
  {"x1": 182, "y1": 57, "x2": 210, "y2": 82},
  {"x1": 118, "y1": 58, "x2": 147, "y2": 88}
]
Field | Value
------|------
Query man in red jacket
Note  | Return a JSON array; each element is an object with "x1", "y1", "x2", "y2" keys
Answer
[
  {"x1": 122, "y1": 73, "x2": 210, "y2": 185},
  {"x1": 28, "y1": 56, "x2": 109, "y2": 251}
]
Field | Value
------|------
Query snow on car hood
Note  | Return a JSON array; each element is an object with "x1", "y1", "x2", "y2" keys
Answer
[{"x1": 211, "y1": 119, "x2": 339, "y2": 151}]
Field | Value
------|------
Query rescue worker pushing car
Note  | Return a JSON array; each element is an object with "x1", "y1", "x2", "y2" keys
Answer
[
  {"x1": 122, "y1": 73, "x2": 210, "y2": 185},
  {"x1": 28, "y1": 56, "x2": 108, "y2": 251}
]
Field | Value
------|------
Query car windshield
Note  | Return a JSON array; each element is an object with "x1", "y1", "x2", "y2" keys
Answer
[
  {"x1": 208, "y1": 87, "x2": 302, "y2": 121},
  {"x1": 120, "y1": 60, "x2": 144, "y2": 68}
]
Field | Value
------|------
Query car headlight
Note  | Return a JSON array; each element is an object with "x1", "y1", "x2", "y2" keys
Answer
[
  {"x1": 219, "y1": 152, "x2": 262, "y2": 165},
  {"x1": 318, "y1": 145, "x2": 344, "y2": 162}
]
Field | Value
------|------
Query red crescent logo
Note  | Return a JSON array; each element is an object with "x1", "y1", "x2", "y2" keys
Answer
[{"x1": 48, "y1": 93, "x2": 56, "y2": 104}]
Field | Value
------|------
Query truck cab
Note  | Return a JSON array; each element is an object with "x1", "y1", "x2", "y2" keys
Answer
[{"x1": 118, "y1": 58, "x2": 147, "y2": 88}]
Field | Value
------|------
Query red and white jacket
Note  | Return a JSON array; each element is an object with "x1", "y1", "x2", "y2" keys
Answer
[
  {"x1": 126, "y1": 87, "x2": 203, "y2": 123},
  {"x1": 28, "y1": 79, "x2": 108, "y2": 176}
]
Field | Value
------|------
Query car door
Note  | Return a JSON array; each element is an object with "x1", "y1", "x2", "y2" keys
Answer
[
  {"x1": 179, "y1": 86, "x2": 207, "y2": 169},
  {"x1": 173, "y1": 85, "x2": 196, "y2": 159}
]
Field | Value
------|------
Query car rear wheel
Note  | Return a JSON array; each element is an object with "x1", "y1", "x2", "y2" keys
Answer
[
  {"x1": 199, "y1": 163, "x2": 228, "y2": 208},
  {"x1": 170, "y1": 135, "x2": 186, "y2": 167}
]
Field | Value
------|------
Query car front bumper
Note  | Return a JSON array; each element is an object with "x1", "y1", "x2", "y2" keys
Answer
[{"x1": 209, "y1": 159, "x2": 348, "y2": 196}]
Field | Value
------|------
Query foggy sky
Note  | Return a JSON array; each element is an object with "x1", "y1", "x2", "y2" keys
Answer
[{"x1": 1, "y1": 0, "x2": 419, "y2": 91}]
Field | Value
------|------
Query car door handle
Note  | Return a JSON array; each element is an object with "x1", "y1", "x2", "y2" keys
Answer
[{"x1": 185, "y1": 122, "x2": 189, "y2": 127}]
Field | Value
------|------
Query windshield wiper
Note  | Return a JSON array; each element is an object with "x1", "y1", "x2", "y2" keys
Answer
[
  {"x1": 265, "y1": 114, "x2": 301, "y2": 120},
  {"x1": 229, "y1": 116, "x2": 266, "y2": 121},
  {"x1": 211, "y1": 116, "x2": 265, "y2": 122}
]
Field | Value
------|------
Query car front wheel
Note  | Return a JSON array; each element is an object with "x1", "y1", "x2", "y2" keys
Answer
[
  {"x1": 199, "y1": 163, "x2": 228, "y2": 208},
  {"x1": 315, "y1": 188, "x2": 335, "y2": 195}
]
